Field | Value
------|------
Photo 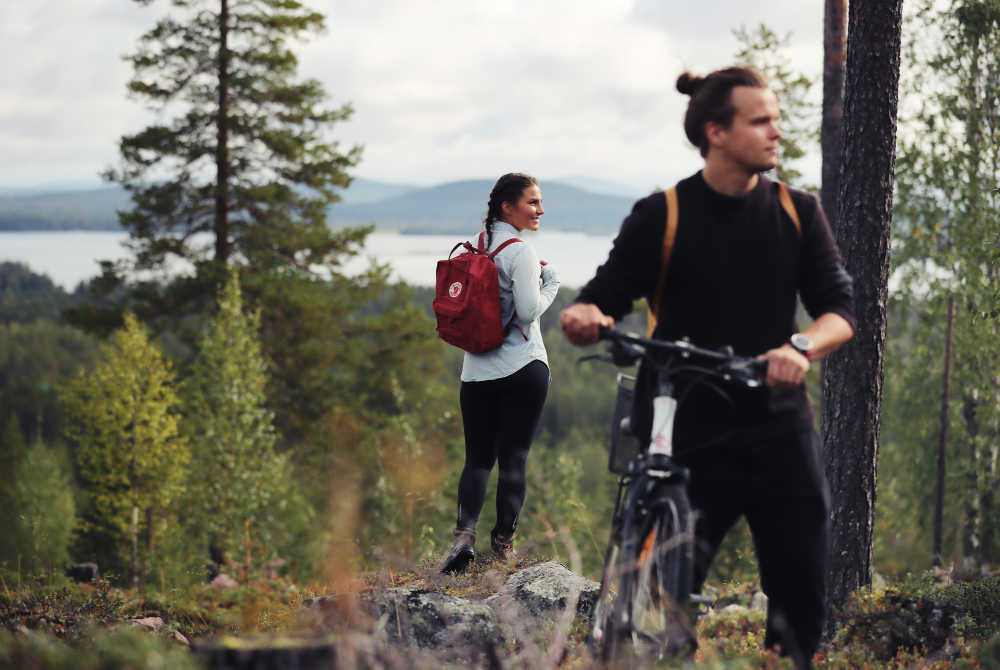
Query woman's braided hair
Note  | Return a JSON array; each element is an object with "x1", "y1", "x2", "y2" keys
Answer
[
  {"x1": 483, "y1": 172, "x2": 538, "y2": 248},
  {"x1": 677, "y1": 67, "x2": 768, "y2": 157}
]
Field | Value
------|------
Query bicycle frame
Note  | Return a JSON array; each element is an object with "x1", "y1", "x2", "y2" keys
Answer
[{"x1": 586, "y1": 328, "x2": 767, "y2": 661}]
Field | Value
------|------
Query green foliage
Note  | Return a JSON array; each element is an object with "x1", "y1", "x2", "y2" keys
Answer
[
  {"x1": 0, "y1": 318, "x2": 100, "y2": 446},
  {"x1": 182, "y1": 269, "x2": 305, "y2": 574},
  {"x1": 733, "y1": 23, "x2": 818, "y2": 188},
  {"x1": 884, "y1": 0, "x2": 1000, "y2": 570},
  {"x1": 0, "y1": 414, "x2": 27, "y2": 484},
  {"x1": 0, "y1": 441, "x2": 76, "y2": 581},
  {"x1": 0, "y1": 577, "x2": 304, "y2": 669},
  {"x1": 877, "y1": 298, "x2": 956, "y2": 576},
  {"x1": 0, "y1": 262, "x2": 80, "y2": 324},
  {"x1": 832, "y1": 575, "x2": 1000, "y2": 665},
  {"x1": 61, "y1": 314, "x2": 189, "y2": 584},
  {"x1": 0, "y1": 627, "x2": 203, "y2": 670}
]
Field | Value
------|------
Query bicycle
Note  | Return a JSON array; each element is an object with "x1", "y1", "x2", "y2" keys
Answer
[{"x1": 582, "y1": 327, "x2": 767, "y2": 667}]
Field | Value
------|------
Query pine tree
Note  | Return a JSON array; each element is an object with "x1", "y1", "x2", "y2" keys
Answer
[
  {"x1": 104, "y1": 0, "x2": 362, "y2": 278},
  {"x1": 183, "y1": 269, "x2": 299, "y2": 576},
  {"x1": 62, "y1": 314, "x2": 188, "y2": 587},
  {"x1": 821, "y1": 0, "x2": 904, "y2": 620}
]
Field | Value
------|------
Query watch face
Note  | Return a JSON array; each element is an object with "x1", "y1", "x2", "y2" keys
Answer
[{"x1": 791, "y1": 333, "x2": 813, "y2": 351}]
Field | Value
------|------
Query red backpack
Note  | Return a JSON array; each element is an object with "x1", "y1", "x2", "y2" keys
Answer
[{"x1": 433, "y1": 231, "x2": 522, "y2": 353}]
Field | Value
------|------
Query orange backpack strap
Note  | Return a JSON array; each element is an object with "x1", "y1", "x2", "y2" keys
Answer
[
  {"x1": 647, "y1": 186, "x2": 679, "y2": 337},
  {"x1": 777, "y1": 182, "x2": 802, "y2": 239}
]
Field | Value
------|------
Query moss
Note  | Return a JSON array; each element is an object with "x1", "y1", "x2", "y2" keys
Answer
[
  {"x1": 0, "y1": 626, "x2": 204, "y2": 670},
  {"x1": 828, "y1": 573, "x2": 1000, "y2": 666}
]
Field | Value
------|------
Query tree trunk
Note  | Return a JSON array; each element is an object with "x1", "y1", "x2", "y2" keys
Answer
[
  {"x1": 214, "y1": 0, "x2": 230, "y2": 263},
  {"x1": 962, "y1": 395, "x2": 981, "y2": 564},
  {"x1": 146, "y1": 506, "x2": 155, "y2": 552},
  {"x1": 934, "y1": 296, "x2": 955, "y2": 567},
  {"x1": 984, "y1": 439, "x2": 997, "y2": 565},
  {"x1": 131, "y1": 502, "x2": 139, "y2": 590},
  {"x1": 821, "y1": 0, "x2": 848, "y2": 233},
  {"x1": 820, "y1": 0, "x2": 903, "y2": 628}
]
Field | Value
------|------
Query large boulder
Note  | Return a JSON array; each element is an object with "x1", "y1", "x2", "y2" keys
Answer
[
  {"x1": 359, "y1": 561, "x2": 600, "y2": 660},
  {"x1": 372, "y1": 587, "x2": 504, "y2": 649},
  {"x1": 488, "y1": 561, "x2": 600, "y2": 622},
  {"x1": 297, "y1": 561, "x2": 603, "y2": 666}
]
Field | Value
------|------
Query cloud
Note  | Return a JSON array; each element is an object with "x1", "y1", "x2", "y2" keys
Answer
[{"x1": 0, "y1": 1, "x2": 825, "y2": 190}]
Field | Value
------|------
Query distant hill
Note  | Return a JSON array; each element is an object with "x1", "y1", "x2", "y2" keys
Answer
[
  {"x1": 337, "y1": 177, "x2": 419, "y2": 204},
  {"x1": 326, "y1": 179, "x2": 639, "y2": 235},
  {"x1": 0, "y1": 187, "x2": 130, "y2": 231},
  {"x1": 0, "y1": 178, "x2": 641, "y2": 235}
]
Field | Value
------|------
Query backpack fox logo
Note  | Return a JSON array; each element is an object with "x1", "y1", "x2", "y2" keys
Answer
[{"x1": 449, "y1": 281, "x2": 463, "y2": 298}]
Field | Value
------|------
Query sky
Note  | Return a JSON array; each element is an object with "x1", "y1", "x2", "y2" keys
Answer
[{"x1": 0, "y1": 1, "x2": 825, "y2": 195}]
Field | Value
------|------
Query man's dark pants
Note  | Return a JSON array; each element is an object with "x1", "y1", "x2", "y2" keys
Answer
[{"x1": 677, "y1": 425, "x2": 830, "y2": 668}]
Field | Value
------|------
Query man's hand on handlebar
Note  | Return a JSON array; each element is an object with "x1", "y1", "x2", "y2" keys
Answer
[
  {"x1": 758, "y1": 345, "x2": 809, "y2": 388},
  {"x1": 560, "y1": 303, "x2": 615, "y2": 345}
]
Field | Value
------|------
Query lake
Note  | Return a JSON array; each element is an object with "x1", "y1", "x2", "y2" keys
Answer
[{"x1": 0, "y1": 230, "x2": 617, "y2": 290}]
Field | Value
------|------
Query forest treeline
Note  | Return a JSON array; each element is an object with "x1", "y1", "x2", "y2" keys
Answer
[
  {"x1": 0, "y1": 258, "x2": 642, "y2": 586},
  {"x1": 0, "y1": 243, "x2": 992, "y2": 590}
]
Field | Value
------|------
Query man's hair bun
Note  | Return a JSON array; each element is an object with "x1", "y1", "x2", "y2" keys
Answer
[{"x1": 676, "y1": 72, "x2": 704, "y2": 96}]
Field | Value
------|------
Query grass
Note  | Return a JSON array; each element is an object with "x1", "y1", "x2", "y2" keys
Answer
[{"x1": 1, "y1": 566, "x2": 998, "y2": 669}]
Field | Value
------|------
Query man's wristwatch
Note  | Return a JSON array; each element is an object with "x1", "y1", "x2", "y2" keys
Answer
[{"x1": 789, "y1": 333, "x2": 814, "y2": 360}]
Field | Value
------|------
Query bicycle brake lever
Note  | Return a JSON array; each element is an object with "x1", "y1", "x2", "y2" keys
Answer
[
  {"x1": 609, "y1": 340, "x2": 644, "y2": 367},
  {"x1": 723, "y1": 358, "x2": 768, "y2": 387}
]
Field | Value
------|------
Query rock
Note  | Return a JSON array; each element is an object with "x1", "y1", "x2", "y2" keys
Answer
[
  {"x1": 129, "y1": 617, "x2": 165, "y2": 632},
  {"x1": 64, "y1": 562, "x2": 100, "y2": 583},
  {"x1": 170, "y1": 630, "x2": 190, "y2": 645},
  {"x1": 308, "y1": 561, "x2": 603, "y2": 664},
  {"x1": 722, "y1": 604, "x2": 748, "y2": 614},
  {"x1": 489, "y1": 561, "x2": 600, "y2": 622},
  {"x1": 750, "y1": 591, "x2": 768, "y2": 612},
  {"x1": 373, "y1": 587, "x2": 503, "y2": 650},
  {"x1": 209, "y1": 573, "x2": 239, "y2": 590}
]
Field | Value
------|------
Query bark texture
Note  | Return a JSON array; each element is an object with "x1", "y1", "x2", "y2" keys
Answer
[
  {"x1": 820, "y1": 0, "x2": 903, "y2": 625},
  {"x1": 821, "y1": 0, "x2": 847, "y2": 232}
]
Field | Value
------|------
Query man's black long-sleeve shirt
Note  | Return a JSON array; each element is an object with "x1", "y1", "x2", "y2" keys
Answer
[{"x1": 577, "y1": 171, "x2": 856, "y2": 448}]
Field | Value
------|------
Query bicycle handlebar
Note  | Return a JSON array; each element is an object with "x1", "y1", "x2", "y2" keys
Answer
[{"x1": 590, "y1": 326, "x2": 767, "y2": 389}]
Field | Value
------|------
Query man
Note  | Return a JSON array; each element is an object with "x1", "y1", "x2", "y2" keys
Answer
[{"x1": 560, "y1": 67, "x2": 854, "y2": 668}]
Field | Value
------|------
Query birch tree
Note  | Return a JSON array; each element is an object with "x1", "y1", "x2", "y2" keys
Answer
[{"x1": 63, "y1": 314, "x2": 188, "y2": 587}]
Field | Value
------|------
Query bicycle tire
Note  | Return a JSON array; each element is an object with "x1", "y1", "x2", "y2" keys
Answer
[
  {"x1": 589, "y1": 540, "x2": 621, "y2": 658},
  {"x1": 602, "y1": 480, "x2": 695, "y2": 667}
]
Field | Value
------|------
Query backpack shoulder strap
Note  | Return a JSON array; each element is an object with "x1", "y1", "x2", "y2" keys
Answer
[
  {"x1": 489, "y1": 237, "x2": 522, "y2": 259},
  {"x1": 647, "y1": 187, "x2": 679, "y2": 337},
  {"x1": 777, "y1": 182, "x2": 802, "y2": 239}
]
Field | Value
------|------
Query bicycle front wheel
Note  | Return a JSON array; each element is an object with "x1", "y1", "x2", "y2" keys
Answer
[{"x1": 623, "y1": 481, "x2": 696, "y2": 665}]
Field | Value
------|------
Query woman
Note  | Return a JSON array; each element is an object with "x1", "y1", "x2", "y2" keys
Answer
[{"x1": 441, "y1": 172, "x2": 560, "y2": 574}]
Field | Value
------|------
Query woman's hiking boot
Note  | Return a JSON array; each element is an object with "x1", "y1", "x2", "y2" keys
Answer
[
  {"x1": 441, "y1": 528, "x2": 476, "y2": 574},
  {"x1": 490, "y1": 530, "x2": 516, "y2": 561}
]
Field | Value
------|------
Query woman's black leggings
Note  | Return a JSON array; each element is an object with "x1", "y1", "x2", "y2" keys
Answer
[{"x1": 456, "y1": 360, "x2": 549, "y2": 537}]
